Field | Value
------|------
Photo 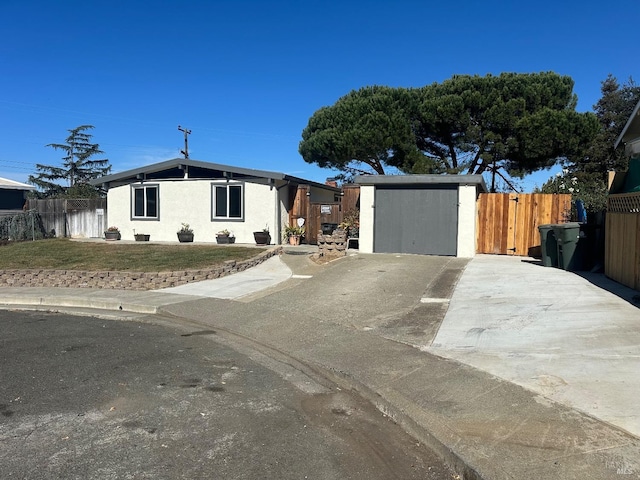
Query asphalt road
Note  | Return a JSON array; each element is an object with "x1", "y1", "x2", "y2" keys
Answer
[{"x1": 0, "y1": 310, "x2": 455, "y2": 480}]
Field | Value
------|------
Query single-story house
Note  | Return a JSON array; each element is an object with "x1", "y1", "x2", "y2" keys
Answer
[
  {"x1": 0, "y1": 177, "x2": 34, "y2": 215},
  {"x1": 355, "y1": 174, "x2": 487, "y2": 257},
  {"x1": 90, "y1": 158, "x2": 341, "y2": 243}
]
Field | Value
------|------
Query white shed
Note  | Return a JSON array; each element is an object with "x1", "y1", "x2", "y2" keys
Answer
[{"x1": 355, "y1": 175, "x2": 487, "y2": 257}]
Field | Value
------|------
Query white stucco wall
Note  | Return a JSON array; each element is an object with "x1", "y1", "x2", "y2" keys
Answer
[
  {"x1": 456, "y1": 184, "x2": 477, "y2": 257},
  {"x1": 358, "y1": 185, "x2": 375, "y2": 253},
  {"x1": 308, "y1": 185, "x2": 338, "y2": 203},
  {"x1": 107, "y1": 179, "x2": 279, "y2": 243}
]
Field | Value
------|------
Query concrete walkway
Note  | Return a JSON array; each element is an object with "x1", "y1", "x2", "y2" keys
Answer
[
  {"x1": 157, "y1": 255, "x2": 293, "y2": 299},
  {"x1": 1, "y1": 250, "x2": 639, "y2": 479}
]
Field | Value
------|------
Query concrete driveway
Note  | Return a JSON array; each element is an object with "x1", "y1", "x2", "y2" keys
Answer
[{"x1": 429, "y1": 254, "x2": 640, "y2": 438}]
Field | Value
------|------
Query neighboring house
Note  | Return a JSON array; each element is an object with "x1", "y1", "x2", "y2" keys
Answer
[
  {"x1": 607, "y1": 100, "x2": 640, "y2": 290},
  {"x1": 90, "y1": 158, "x2": 341, "y2": 243},
  {"x1": 614, "y1": 99, "x2": 640, "y2": 193},
  {"x1": 355, "y1": 174, "x2": 487, "y2": 257},
  {"x1": 0, "y1": 177, "x2": 34, "y2": 215}
]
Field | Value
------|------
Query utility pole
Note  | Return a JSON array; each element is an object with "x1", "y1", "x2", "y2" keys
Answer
[{"x1": 178, "y1": 125, "x2": 191, "y2": 159}]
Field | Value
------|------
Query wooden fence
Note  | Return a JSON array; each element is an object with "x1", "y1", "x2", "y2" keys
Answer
[
  {"x1": 605, "y1": 192, "x2": 640, "y2": 290},
  {"x1": 341, "y1": 184, "x2": 360, "y2": 213},
  {"x1": 476, "y1": 193, "x2": 572, "y2": 256},
  {"x1": 27, "y1": 198, "x2": 107, "y2": 238},
  {"x1": 288, "y1": 184, "x2": 361, "y2": 245}
]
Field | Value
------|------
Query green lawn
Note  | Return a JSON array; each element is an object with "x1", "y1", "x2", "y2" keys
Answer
[{"x1": 0, "y1": 238, "x2": 264, "y2": 271}]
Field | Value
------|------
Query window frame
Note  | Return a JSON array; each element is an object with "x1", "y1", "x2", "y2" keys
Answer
[
  {"x1": 131, "y1": 183, "x2": 160, "y2": 220},
  {"x1": 211, "y1": 181, "x2": 245, "y2": 221}
]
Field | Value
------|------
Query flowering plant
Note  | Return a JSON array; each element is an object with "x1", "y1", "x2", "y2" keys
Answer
[
  {"x1": 540, "y1": 169, "x2": 607, "y2": 214},
  {"x1": 543, "y1": 169, "x2": 580, "y2": 195},
  {"x1": 106, "y1": 226, "x2": 120, "y2": 232}
]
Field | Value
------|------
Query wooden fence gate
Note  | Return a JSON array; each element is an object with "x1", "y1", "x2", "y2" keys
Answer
[
  {"x1": 288, "y1": 184, "x2": 360, "y2": 245},
  {"x1": 476, "y1": 193, "x2": 572, "y2": 256},
  {"x1": 305, "y1": 203, "x2": 342, "y2": 245},
  {"x1": 27, "y1": 198, "x2": 107, "y2": 238}
]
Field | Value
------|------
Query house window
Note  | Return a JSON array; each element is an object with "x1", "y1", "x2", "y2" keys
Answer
[
  {"x1": 212, "y1": 182, "x2": 243, "y2": 220},
  {"x1": 132, "y1": 185, "x2": 159, "y2": 219}
]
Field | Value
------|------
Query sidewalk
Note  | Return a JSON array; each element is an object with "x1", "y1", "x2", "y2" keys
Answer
[{"x1": 0, "y1": 251, "x2": 639, "y2": 479}]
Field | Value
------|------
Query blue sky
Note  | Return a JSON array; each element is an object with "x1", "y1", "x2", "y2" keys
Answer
[{"x1": 1, "y1": 0, "x2": 638, "y2": 192}]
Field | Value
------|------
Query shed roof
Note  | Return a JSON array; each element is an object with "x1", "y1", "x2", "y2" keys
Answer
[
  {"x1": 0, "y1": 177, "x2": 35, "y2": 191},
  {"x1": 354, "y1": 174, "x2": 487, "y2": 192},
  {"x1": 90, "y1": 158, "x2": 340, "y2": 192}
]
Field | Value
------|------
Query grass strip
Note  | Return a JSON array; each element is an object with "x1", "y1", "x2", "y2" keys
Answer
[{"x1": 0, "y1": 238, "x2": 264, "y2": 272}]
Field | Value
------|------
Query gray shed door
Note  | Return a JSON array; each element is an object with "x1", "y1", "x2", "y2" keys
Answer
[{"x1": 373, "y1": 185, "x2": 458, "y2": 255}]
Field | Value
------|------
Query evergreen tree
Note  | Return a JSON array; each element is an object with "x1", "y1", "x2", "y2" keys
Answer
[
  {"x1": 299, "y1": 73, "x2": 598, "y2": 180},
  {"x1": 541, "y1": 75, "x2": 640, "y2": 213},
  {"x1": 29, "y1": 125, "x2": 111, "y2": 198},
  {"x1": 579, "y1": 75, "x2": 640, "y2": 177}
]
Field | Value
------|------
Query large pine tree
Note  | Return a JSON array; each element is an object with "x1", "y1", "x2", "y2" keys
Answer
[
  {"x1": 299, "y1": 72, "x2": 599, "y2": 181},
  {"x1": 29, "y1": 125, "x2": 111, "y2": 198}
]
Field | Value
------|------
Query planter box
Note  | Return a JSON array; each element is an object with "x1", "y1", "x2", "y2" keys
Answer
[
  {"x1": 104, "y1": 231, "x2": 121, "y2": 241},
  {"x1": 135, "y1": 234, "x2": 150, "y2": 242},
  {"x1": 177, "y1": 233, "x2": 194, "y2": 243},
  {"x1": 253, "y1": 232, "x2": 271, "y2": 245},
  {"x1": 216, "y1": 235, "x2": 235, "y2": 244}
]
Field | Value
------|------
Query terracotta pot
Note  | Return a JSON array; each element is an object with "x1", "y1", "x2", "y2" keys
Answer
[{"x1": 288, "y1": 235, "x2": 301, "y2": 245}]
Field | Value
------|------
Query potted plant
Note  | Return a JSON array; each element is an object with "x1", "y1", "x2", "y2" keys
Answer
[
  {"x1": 216, "y1": 229, "x2": 235, "y2": 244},
  {"x1": 253, "y1": 226, "x2": 271, "y2": 245},
  {"x1": 104, "y1": 226, "x2": 121, "y2": 241},
  {"x1": 283, "y1": 224, "x2": 305, "y2": 246},
  {"x1": 177, "y1": 223, "x2": 194, "y2": 243},
  {"x1": 339, "y1": 208, "x2": 360, "y2": 238},
  {"x1": 133, "y1": 229, "x2": 150, "y2": 242}
]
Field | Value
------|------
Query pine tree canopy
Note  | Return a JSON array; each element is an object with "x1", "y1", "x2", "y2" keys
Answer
[{"x1": 28, "y1": 125, "x2": 111, "y2": 198}]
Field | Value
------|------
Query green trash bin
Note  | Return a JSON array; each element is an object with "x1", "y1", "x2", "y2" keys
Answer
[
  {"x1": 553, "y1": 223, "x2": 585, "y2": 271},
  {"x1": 538, "y1": 224, "x2": 558, "y2": 267}
]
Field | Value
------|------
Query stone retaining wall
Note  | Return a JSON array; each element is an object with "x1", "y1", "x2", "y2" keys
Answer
[
  {"x1": 0, "y1": 247, "x2": 282, "y2": 291},
  {"x1": 316, "y1": 231, "x2": 347, "y2": 258}
]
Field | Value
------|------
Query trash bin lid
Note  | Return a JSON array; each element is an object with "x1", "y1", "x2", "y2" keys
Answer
[
  {"x1": 538, "y1": 224, "x2": 557, "y2": 231},
  {"x1": 553, "y1": 222, "x2": 580, "y2": 229}
]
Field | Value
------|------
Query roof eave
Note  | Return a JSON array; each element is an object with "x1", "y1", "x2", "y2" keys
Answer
[
  {"x1": 90, "y1": 158, "x2": 340, "y2": 192},
  {"x1": 615, "y1": 98, "x2": 640, "y2": 149},
  {"x1": 354, "y1": 174, "x2": 488, "y2": 193}
]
